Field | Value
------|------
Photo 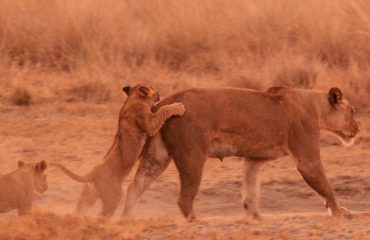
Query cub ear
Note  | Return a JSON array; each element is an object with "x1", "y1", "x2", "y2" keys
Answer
[
  {"x1": 122, "y1": 86, "x2": 131, "y2": 96},
  {"x1": 18, "y1": 161, "x2": 25, "y2": 168},
  {"x1": 138, "y1": 85, "x2": 150, "y2": 97},
  {"x1": 35, "y1": 160, "x2": 47, "y2": 172},
  {"x1": 328, "y1": 87, "x2": 343, "y2": 108}
]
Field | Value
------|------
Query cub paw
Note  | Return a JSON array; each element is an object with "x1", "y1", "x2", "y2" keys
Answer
[{"x1": 171, "y1": 102, "x2": 186, "y2": 116}]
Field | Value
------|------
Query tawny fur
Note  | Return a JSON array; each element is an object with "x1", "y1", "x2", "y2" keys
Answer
[
  {"x1": 123, "y1": 86, "x2": 359, "y2": 221},
  {"x1": 0, "y1": 160, "x2": 48, "y2": 216},
  {"x1": 52, "y1": 84, "x2": 185, "y2": 218}
]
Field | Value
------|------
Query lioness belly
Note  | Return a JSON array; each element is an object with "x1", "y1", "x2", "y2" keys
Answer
[{"x1": 208, "y1": 137, "x2": 287, "y2": 160}]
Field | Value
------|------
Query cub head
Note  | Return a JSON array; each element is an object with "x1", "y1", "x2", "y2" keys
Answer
[
  {"x1": 323, "y1": 87, "x2": 359, "y2": 144},
  {"x1": 122, "y1": 83, "x2": 160, "y2": 106},
  {"x1": 18, "y1": 160, "x2": 48, "y2": 194}
]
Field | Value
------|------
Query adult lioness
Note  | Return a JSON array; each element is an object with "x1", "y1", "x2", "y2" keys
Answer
[
  {"x1": 123, "y1": 87, "x2": 359, "y2": 221},
  {"x1": 53, "y1": 84, "x2": 185, "y2": 218},
  {"x1": 0, "y1": 160, "x2": 48, "y2": 216}
]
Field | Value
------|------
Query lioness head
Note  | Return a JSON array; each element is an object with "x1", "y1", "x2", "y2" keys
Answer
[
  {"x1": 323, "y1": 87, "x2": 359, "y2": 144},
  {"x1": 122, "y1": 83, "x2": 160, "y2": 106},
  {"x1": 18, "y1": 160, "x2": 48, "y2": 194}
]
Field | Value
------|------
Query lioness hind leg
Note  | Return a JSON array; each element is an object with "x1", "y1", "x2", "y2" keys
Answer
[
  {"x1": 122, "y1": 154, "x2": 172, "y2": 218},
  {"x1": 174, "y1": 151, "x2": 206, "y2": 222},
  {"x1": 242, "y1": 159, "x2": 265, "y2": 220},
  {"x1": 75, "y1": 184, "x2": 98, "y2": 213}
]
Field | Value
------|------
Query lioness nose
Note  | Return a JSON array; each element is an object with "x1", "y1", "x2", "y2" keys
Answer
[{"x1": 354, "y1": 122, "x2": 360, "y2": 132}]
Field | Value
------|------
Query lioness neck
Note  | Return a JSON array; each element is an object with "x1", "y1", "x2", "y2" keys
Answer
[{"x1": 308, "y1": 90, "x2": 332, "y2": 129}]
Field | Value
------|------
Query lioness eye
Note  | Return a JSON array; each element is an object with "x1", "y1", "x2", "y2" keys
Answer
[{"x1": 347, "y1": 106, "x2": 354, "y2": 113}]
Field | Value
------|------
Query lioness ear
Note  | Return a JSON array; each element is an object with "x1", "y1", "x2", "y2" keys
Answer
[
  {"x1": 122, "y1": 86, "x2": 131, "y2": 96},
  {"x1": 138, "y1": 85, "x2": 150, "y2": 97},
  {"x1": 35, "y1": 160, "x2": 47, "y2": 172},
  {"x1": 18, "y1": 161, "x2": 25, "y2": 168},
  {"x1": 328, "y1": 87, "x2": 343, "y2": 108}
]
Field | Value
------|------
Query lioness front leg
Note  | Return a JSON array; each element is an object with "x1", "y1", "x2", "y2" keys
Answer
[
  {"x1": 289, "y1": 133, "x2": 351, "y2": 218},
  {"x1": 242, "y1": 159, "x2": 265, "y2": 220},
  {"x1": 295, "y1": 160, "x2": 351, "y2": 218},
  {"x1": 140, "y1": 103, "x2": 185, "y2": 137}
]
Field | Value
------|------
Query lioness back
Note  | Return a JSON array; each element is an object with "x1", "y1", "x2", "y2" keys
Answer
[{"x1": 155, "y1": 88, "x2": 292, "y2": 158}]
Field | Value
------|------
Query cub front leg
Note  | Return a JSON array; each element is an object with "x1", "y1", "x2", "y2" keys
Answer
[{"x1": 140, "y1": 103, "x2": 185, "y2": 137}]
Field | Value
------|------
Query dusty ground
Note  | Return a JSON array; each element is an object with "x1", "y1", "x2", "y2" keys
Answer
[{"x1": 0, "y1": 101, "x2": 369, "y2": 239}]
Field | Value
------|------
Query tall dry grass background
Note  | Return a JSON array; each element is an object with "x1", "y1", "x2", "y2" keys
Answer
[
  {"x1": 0, "y1": 0, "x2": 369, "y2": 106},
  {"x1": 1, "y1": 2, "x2": 370, "y2": 238}
]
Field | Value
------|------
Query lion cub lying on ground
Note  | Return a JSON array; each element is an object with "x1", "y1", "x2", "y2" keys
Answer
[
  {"x1": 0, "y1": 160, "x2": 48, "y2": 216},
  {"x1": 52, "y1": 84, "x2": 185, "y2": 218}
]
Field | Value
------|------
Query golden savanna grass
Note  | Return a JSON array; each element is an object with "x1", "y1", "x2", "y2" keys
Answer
[{"x1": 0, "y1": 0, "x2": 369, "y2": 106}]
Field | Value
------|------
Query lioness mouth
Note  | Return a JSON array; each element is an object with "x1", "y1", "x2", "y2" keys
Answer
[{"x1": 333, "y1": 131, "x2": 356, "y2": 146}]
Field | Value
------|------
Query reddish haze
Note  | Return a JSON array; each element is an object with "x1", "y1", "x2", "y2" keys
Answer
[{"x1": 0, "y1": 0, "x2": 369, "y2": 239}]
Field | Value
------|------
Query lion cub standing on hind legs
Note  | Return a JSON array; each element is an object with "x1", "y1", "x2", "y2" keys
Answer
[{"x1": 52, "y1": 84, "x2": 185, "y2": 218}]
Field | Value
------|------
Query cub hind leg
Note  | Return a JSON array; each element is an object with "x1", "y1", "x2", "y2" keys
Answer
[
  {"x1": 97, "y1": 179, "x2": 122, "y2": 219},
  {"x1": 75, "y1": 183, "x2": 98, "y2": 213}
]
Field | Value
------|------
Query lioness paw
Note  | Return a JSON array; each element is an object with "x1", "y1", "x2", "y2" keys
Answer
[
  {"x1": 338, "y1": 207, "x2": 352, "y2": 219},
  {"x1": 330, "y1": 206, "x2": 352, "y2": 219}
]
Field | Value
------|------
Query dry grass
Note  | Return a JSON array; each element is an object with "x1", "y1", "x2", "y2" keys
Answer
[
  {"x1": 0, "y1": 211, "x2": 176, "y2": 240},
  {"x1": 9, "y1": 87, "x2": 33, "y2": 106},
  {"x1": 0, "y1": 0, "x2": 369, "y2": 106},
  {"x1": 0, "y1": 211, "x2": 369, "y2": 240}
]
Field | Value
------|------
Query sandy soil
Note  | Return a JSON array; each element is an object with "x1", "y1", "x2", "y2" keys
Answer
[{"x1": 0, "y1": 102, "x2": 369, "y2": 239}]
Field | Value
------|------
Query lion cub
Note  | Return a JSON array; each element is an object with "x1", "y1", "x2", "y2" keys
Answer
[
  {"x1": 52, "y1": 84, "x2": 185, "y2": 218},
  {"x1": 0, "y1": 160, "x2": 48, "y2": 216}
]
